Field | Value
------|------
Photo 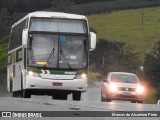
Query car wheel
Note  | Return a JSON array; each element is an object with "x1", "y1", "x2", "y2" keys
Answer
[
  {"x1": 101, "y1": 90, "x2": 111, "y2": 102},
  {"x1": 137, "y1": 100, "x2": 143, "y2": 103},
  {"x1": 106, "y1": 98, "x2": 111, "y2": 102},
  {"x1": 72, "y1": 91, "x2": 81, "y2": 101},
  {"x1": 101, "y1": 90, "x2": 106, "y2": 102},
  {"x1": 105, "y1": 92, "x2": 111, "y2": 102},
  {"x1": 131, "y1": 100, "x2": 136, "y2": 103},
  {"x1": 101, "y1": 95, "x2": 106, "y2": 102}
]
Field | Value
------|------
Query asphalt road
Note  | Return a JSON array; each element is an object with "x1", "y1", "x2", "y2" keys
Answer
[{"x1": 0, "y1": 81, "x2": 160, "y2": 120}]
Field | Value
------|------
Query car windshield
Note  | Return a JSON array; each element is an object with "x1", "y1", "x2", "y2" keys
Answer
[{"x1": 111, "y1": 74, "x2": 139, "y2": 83}]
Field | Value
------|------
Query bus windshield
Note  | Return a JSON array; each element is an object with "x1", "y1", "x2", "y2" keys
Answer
[
  {"x1": 29, "y1": 18, "x2": 87, "y2": 33},
  {"x1": 28, "y1": 34, "x2": 87, "y2": 69}
]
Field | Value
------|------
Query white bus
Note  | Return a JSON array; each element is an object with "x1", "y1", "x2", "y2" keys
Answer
[{"x1": 7, "y1": 11, "x2": 96, "y2": 101}]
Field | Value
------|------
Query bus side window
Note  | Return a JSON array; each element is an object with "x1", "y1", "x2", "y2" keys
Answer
[
  {"x1": 9, "y1": 19, "x2": 27, "y2": 51},
  {"x1": 9, "y1": 27, "x2": 18, "y2": 51}
]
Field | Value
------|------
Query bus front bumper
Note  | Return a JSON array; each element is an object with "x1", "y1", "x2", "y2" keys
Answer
[{"x1": 25, "y1": 75, "x2": 87, "y2": 92}]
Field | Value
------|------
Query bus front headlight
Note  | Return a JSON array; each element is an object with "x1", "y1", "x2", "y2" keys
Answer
[
  {"x1": 27, "y1": 71, "x2": 40, "y2": 77},
  {"x1": 74, "y1": 73, "x2": 87, "y2": 79}
]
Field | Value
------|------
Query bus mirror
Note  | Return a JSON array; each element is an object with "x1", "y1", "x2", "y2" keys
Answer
[
  {"x1": 22, "y1": 29, "x2": 28, "y2": 47},
  {"x1": 89, "y1": 32, "x2": 96, "y2": 51}
]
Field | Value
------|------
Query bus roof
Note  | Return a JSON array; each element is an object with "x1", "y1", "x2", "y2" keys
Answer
[
  {"x1": 29, "y1": 11, "x2": 87, "y2": 19},
  {"x1": 12, "y1": 11, "x2": 87, "y2": 28}
]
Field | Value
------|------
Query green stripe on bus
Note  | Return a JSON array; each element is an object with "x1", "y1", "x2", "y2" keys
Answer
[
  {"x1": 27, "y1": 67, "x2": 42, "y2": 73},
  {"x1": 27, "y1": 67, "x2": 77, "y2": 75}
]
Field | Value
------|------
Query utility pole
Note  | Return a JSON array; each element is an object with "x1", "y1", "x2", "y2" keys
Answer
[
  {"x1": 142, "y1": 7, "x2": 144, "y2": 27},
  {"x1": 102, "y1": 56, "x2": 104, "y2": 68},
  {"x1": 145, "y1": 38, "x2": 149, "y2": 54}
]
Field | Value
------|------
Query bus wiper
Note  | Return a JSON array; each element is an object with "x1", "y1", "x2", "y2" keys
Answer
[
  {"x1": 60, "y1": 50, "x2": 72, "y2": 69},
  {"x1": 44, "y1": 47, "x2": 55, "y2": 67}
]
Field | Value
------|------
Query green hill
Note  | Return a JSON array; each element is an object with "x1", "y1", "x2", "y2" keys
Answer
[
  {"x1": 88, "y1": 7, "x2": 160, "y2": 60},
  {"x1": 67, "y1": 0, "x2": 160, "y2": 15}
]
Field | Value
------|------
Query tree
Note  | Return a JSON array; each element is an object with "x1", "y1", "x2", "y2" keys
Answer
[
  {"x1": 89, "y1": 39, "x2": 141, "y2": 77},
  {"x1": 52, "y1": 0, "x2": 72, "y2": 11},
  {"x1": 144, "y1": 41, "x2": 160, "y2": 87},
  {"x1": 73, "y1": 0, "x2": 114, "y2": 4}
]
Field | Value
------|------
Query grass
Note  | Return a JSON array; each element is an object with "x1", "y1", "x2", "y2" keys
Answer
[
  {"x1": 88, "y1": 7, "x2": 160, "y2": 61},
  {"x1": 68, "y1": 0, "x2": 160, "y2": 15},
  {"x1": 144, "y1": 86, "x2": 158, "y2": 104}
]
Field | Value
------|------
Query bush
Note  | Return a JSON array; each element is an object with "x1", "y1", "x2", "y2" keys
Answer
[{"x1": 144, "y1": 86, "x2": 158, "y2": 104}]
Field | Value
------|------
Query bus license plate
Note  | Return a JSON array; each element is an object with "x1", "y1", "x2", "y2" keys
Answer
[{"x1": 52, "y1": 82, "x2": 62, "y2": 86}]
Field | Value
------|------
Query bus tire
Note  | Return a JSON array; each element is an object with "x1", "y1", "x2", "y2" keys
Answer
[
  {"x1": 72, "y1": 91, "x2": 81, "y2": 101},
  {"x1": 52, "y1": 93, "x2": 67, "y2": 100},
  {"x1": 20, "y1": 73, "x2": 24, "y2": 98},
  {"x1": 12, "y1": 91, "x2": 19, "y2": 97},
  {"x1": 10, "y1": 79, "x2": 19, "y2": 97},
  {"x1": 10, "y1": 79, "x2": 13, "y2": 93},
  {"x1": 20, "y1": 73, "x2": 31, "y2": 98},
  {"x1": 22, "y1": 90, "x2": 31, "y2": 98}
]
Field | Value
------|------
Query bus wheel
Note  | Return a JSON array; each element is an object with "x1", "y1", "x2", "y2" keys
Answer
[
  {"x1": 72, "y1": 91, "x2": 81, "y2": 101},
  {"x1": 20, "y1": 73, "x2": 31, "y2": 98},
  {"x1": 10, "y1": 79, "x2": 13, "y2": 93},
  {"x1": 10, "y1": 80, "x2": 19, "y2": 97},
  {"x1": 21, "y1": 90, "x2": 31, "y2": 98},
  {"x1": 52, "y1": 93, "x2": 67, "y2": 100},
  {"x1": 12, "y1": 91, "x2": 20, "y2": 97}
]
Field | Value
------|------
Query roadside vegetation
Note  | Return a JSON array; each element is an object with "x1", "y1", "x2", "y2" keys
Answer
[
  {"x1": 144, "y1": 86, "x2": 157, "y2": 104},
  {"x1": 67, "y1": 0, "x2": 160, "y2": 15},
  {"x1": 88, "y1": 7, "x2": 160, "y2": 60}
]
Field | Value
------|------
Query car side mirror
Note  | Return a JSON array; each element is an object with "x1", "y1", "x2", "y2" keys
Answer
[
  {"x1": 89, "y1": 32, "x2": 96, "y2": 51},
  {"x1": 22, "y1": 29, "x2": 28, "y2": 47}
]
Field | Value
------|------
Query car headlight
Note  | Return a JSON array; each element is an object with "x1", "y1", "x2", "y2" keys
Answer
[
  {"x1": 109, "y1": 83, "x2": 117, "y2": 92},
  {"x1": 74, "y1": 73, "x2": 87, "y2": 79},
  {"x1": 27, "y1": 71, "x2": 40, "y2": 77},
  {"x1": 136, "y1": 85, "x2": 144, "y2": 94}
]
